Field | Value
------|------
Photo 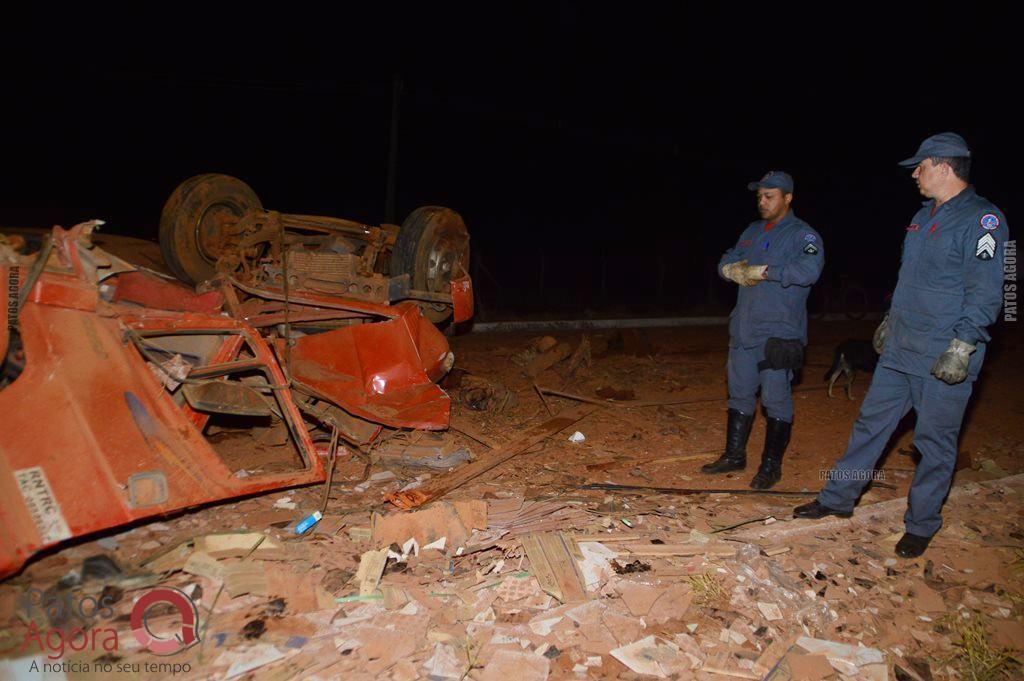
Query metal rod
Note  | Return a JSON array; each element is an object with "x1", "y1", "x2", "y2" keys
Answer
[
  {"x1": 578, "y1": 483, "x2": 814, "y2": 497},
  {"x1": 18, "y1": 233, "x2": 54, "y2": 307}
]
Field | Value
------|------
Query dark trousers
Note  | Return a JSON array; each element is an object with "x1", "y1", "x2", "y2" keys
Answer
[
  {"x1": 727, "y1": 342, "x2": 794, "y2": 422},
  {"x1": 818, "y1": 364, "x2": 972, "y2": 537}
]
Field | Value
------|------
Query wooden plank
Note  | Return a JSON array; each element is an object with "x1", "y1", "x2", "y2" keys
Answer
[
  {"x1": 580, "y1": 483, "x2": 813, "y2": 497},
  {"x1": 355, "y1": 548, "x2": 388, "y2": 596},
  {"x1": 540, "y1": 532, "x2": 586, "y2": 603},
  {"x1": 526, "y1": 343, "x2": 572, "y2": 377},
  {"x1": 522, "y1": 533, "x2": 562, "y2": 602},
  {"x1": 538, "y1": 386, "x2": 726, "y2": 408},
  {"x1": 486, "y1": 497, "x2": 525, "y2": 515},
  {"x1": 387, "y1": 405, "x2": 596, "y2": 509},
  {"x1": 572, "y1": 533, "x2": 643, "y2": 543},
  {"x1": 562, "y1": 532, "x2": 584, "y2": 561},
  {"x1": 586, "y1": 452, "x2": 715, "y2": 472},
  {"x1": 762, "y1": 545, "x2": 792, "y2": 557}
]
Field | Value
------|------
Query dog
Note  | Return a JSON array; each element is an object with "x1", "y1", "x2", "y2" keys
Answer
[{"x1": 825, "y1": 339, "x2": 878, "y2": 399}]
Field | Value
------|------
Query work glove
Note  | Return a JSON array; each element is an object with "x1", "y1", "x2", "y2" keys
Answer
[
  {"x1": 721, "y1": 260, "x2": 747, "y2": 285},
  {"x1": 736, "y1": 263, "x2": 768, "y2": 287},
  {"x1": 931, "y1": 339, "x2": 975, "y2": 385},
  {"x1": 722, "y1": 260, "x2": 767, "y2": 287},
  {"x1": 872, "y1": 312, "x2": 889, "y2": 354}
]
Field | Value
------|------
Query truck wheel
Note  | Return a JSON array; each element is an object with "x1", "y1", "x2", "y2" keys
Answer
[
  {"x1": 159, "y1": 174, "x2": 263, "y2": 284},
  {"x1": 392, "y1": 207, "x2": 469, "y2": 323}
]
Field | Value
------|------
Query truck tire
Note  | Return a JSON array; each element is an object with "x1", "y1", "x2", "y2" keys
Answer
[
  {"x1": 159, "y1": 174, "x2": 263, "y2": 284},
  {"x1": 392, "y1": 206, "x2": 469, "y2": 323}
]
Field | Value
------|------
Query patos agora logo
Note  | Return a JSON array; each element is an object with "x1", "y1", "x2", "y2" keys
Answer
[{"x1": 19, "y1": 585, "x2": 199, "y2": 659}]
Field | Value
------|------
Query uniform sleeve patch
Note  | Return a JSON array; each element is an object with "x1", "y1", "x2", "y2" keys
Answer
[
  {"x1": 980, "y1": 213, "x2": 1000, "y2": 230},
  {"x1": 976, "y1": 233, "x2": 996, "y2": 260},
  {"x1": 803, "y1": 243, "x2": 819, "y2": 255},
  {"x1": 804, "y1": 233, "x2": 817, "y2": 242}
]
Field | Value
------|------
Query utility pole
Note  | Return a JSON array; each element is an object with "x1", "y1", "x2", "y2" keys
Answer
[{"x1": 385, "y1": 72, "x2": 403, "y2": 224}]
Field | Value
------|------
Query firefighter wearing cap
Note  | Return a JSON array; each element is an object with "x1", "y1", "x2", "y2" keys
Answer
[
  {"x1": 703, "y1": 171, "x2": 825, "y2": 489},
  {"x1": 795, "y1": 133, "x2": 1009, "y2": 558}
]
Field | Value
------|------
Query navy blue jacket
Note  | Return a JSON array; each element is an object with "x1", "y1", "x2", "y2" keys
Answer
[
  {"x1": 883, "y1": 187, "x2": 1008, "y2": 380},
  {"x1": 718, "y1": 212, "x2": 824, "y2": 348}
]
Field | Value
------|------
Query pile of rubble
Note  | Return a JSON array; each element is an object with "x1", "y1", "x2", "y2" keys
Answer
[
  {"x1": 2, "y1": 459, "x2": 1022, "y2": 680},
  {"x1": 3, "y1": 326, "x2": 1024, "y2": 680}
]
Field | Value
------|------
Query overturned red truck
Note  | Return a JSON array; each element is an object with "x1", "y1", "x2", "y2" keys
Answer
[{"x1": 0, "y1": 178, "x2": 473, "y2": 579}]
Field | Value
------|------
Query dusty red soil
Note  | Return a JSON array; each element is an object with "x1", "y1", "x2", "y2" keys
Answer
[
  {"x1": 2, "y1": 319, "x2": 1022, "y2": 680},
  {"x1": 445, "y1": 319, "x2": 1024, "y2": 503}
]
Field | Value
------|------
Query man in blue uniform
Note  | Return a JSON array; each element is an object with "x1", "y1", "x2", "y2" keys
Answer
[
  {"x1": 703, "y1": 171, "x2": 824, "y2": 489},
  {"x1": 794, "y1": 133, "x2": 1009, "y2": 558}
]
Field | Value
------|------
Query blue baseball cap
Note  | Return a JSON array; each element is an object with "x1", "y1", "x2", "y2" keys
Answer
[
  {"x1": 899, "y1": 132, "x2": 971, "y2": 167},
  {"x1": 747, "y1": 170, "x2": 793, "y2": 194}
]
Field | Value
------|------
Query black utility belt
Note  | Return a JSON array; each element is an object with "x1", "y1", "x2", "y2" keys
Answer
[{"x1": 757, "y1": 338, "x2": 805, "y2": 371}]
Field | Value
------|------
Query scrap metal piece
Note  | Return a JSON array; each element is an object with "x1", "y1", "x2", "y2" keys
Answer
[
  {"x1": 285, "y1": 303, "x2": 452, "y2": 430},
  {"x1": 159, "y1": 174, "x2": 473, "y2": 323},
  {"x1": 0, "y1": 225, "x2": 328, "y2": 579},
  {"x1": 182, "y1": 381, "x2": 273, "y2": 417}
]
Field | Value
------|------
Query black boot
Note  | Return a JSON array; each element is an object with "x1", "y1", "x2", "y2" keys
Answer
[
  {"x1": 750, "y1": 418, "x2": 791, "y2": 490},
  {"x1": 793, "y1": 500, "x2": 853, "y2": 519},
  {"x1": 701, "y1": 409, "x2": 754, "y2": 474},
  {"x1": 895, "y1": 532, "x2": 932, "y2": 558}
]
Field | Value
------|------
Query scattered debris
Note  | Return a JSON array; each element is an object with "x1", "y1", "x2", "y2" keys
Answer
[
  {"x1": 480, "y1": 649, "x2": 549, "y2": 681},
  {"x1": 386, "y1": 405, "x2": 596, "y2": 509},
  {"x1": 283, "y1": 510, "x2": 317, "y2": 537},
  {"x1": 461, "y1": 375, "x2": 518, "y2": 412},
  {"x1": 347, "y1": 526, "x2": 372, "y2": 543},
  {"x1": 525, "y1": 341, "x2": 572, "y2": 378},
  {"x1": 613, "y1": 559, "x2": 651, "y2": 574},
  {"x1": 785, "y1": 653, "x2": 834, "y2": 681},
  {"x1": 487, "y1": 497, "x2": 591, "y2": 539},
  {"x1": 595, "y1": 386, "x2": 637, "y2": 401},
  {"x1": 195, "y1": 533, "x2": 286, "y2": 559},
  {"x1": 581, "y1": 482, "x2": 814, "y2": 497},
  {"x1": 372, "y1": 500, "x2": 487, "y2": 549},
  {"x1": 3, "y1": 304, "x2": 1022, "y2": 680},
  {"x1": 564, "y1": 335, "x2": 592, "y2": 378},
  {"x1": 373, "y1": 431, "x2": 473, "y2": 469},
  {"x1": 354, "y1": 548, "x2": 388, "y2": 596},
  {"x1": 611, "y1": 635, "x2": 691, "y2": 677},
  {"x1": 522, "y1": 532, "x2": 587, "y2": 603},
  {"x1": 794, "y1": 637, "x2": 886, "y2": 678}
]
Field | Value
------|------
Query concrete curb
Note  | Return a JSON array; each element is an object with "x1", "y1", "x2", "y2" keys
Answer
[{"x1": 469, "y1": 313, "x2": 880, "y2": 333}]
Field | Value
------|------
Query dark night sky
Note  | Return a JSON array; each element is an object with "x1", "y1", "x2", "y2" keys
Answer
[{"x1": 2, "y1": 7, "x2": 1016, "y2": 317}]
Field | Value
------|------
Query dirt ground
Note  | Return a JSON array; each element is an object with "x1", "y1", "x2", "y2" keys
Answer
[
  {"x1": 2, "y1": 319, "x2": 1022, "y2": 680},
  {"x1": 445, "y1": 320, "x2": 1024, "y2": 497}
]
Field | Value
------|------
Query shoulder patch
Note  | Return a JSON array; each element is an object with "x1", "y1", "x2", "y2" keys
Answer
[
  {"x1": 907, "y1": 223, "x2": 920, "y2": 232},
  {"x1": 976, "y1": 233, "x2": 996, "y2": 260},
  {"x1": 980, "y1": 213, "x2": 1000, "y2": 230},
  {"x1": 804, "y1": 233, "x2": 817, "y2": 242},
  {"x1": 803, "y1": 243, "x2": 819, "y2": 255}
]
